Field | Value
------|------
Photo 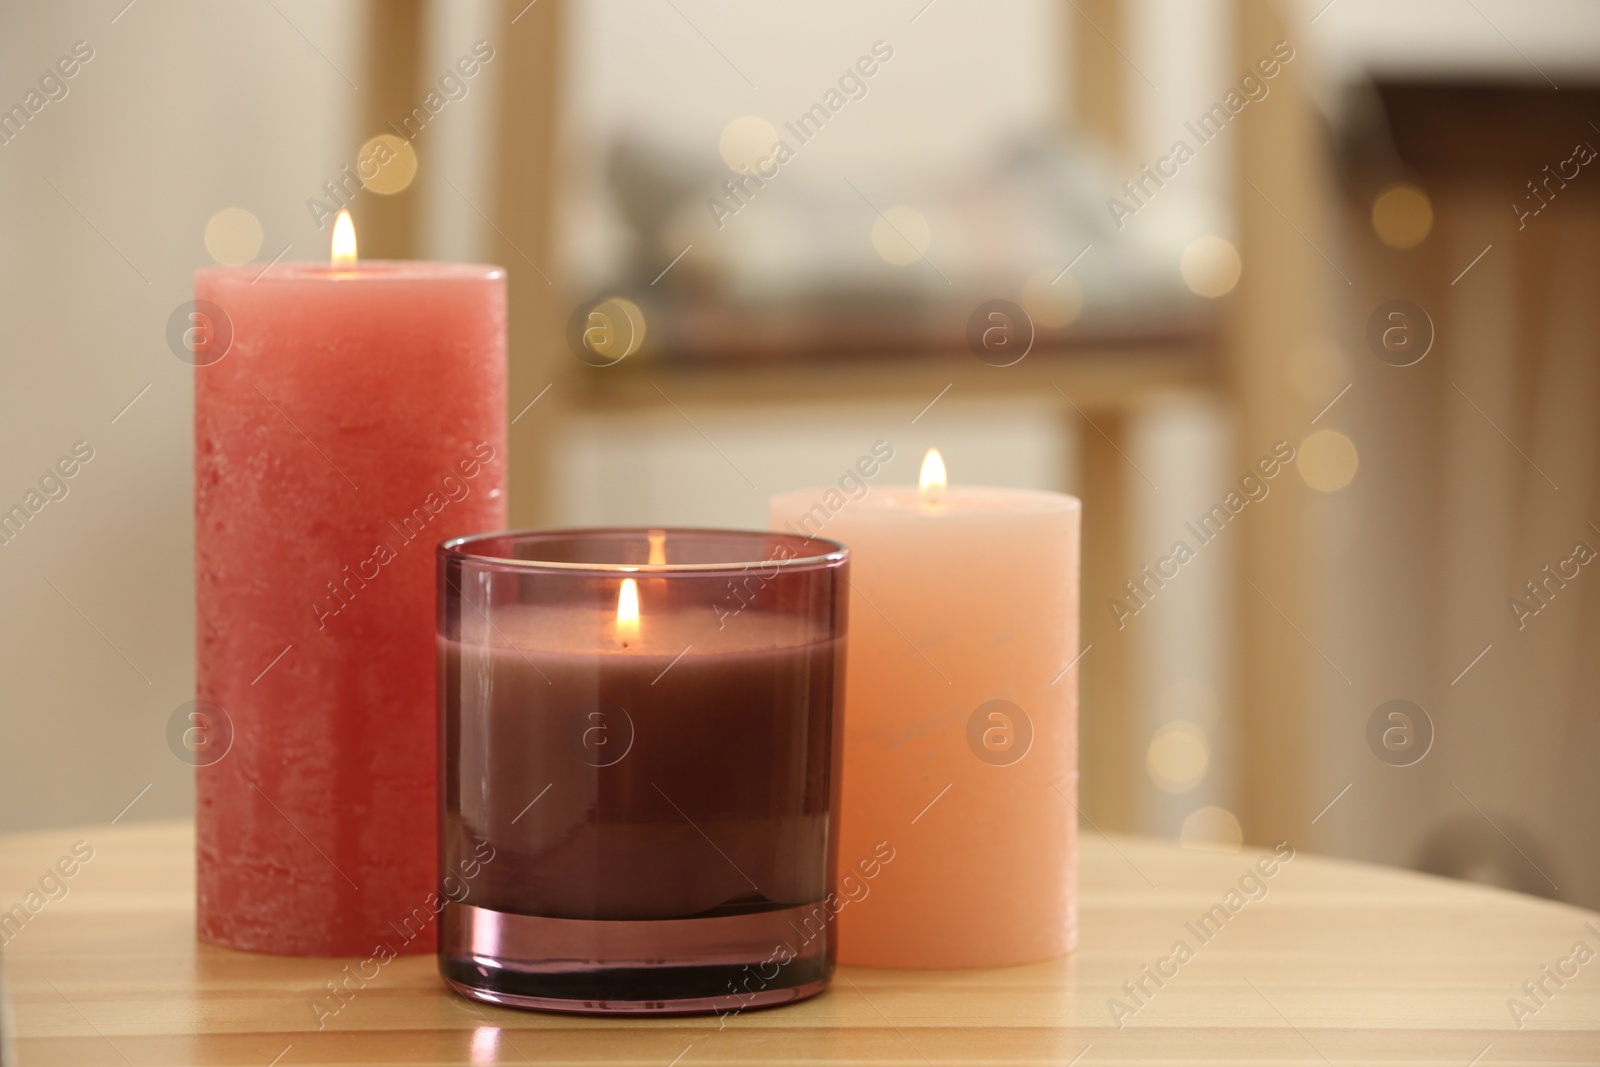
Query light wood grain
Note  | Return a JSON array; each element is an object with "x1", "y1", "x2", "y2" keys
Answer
[{"x1": 2, "y1": 822, "x2": 1597, "y2": 1065}]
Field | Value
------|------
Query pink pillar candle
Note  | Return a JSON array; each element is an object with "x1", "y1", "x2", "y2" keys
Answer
[{"x1": 194, "y1": 258, "x2": 506, "y2": 955}]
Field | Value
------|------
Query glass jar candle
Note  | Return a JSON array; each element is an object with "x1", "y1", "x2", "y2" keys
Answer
[{"x1": 437, "y1": 528, "x2": 849, "y2": 1014}]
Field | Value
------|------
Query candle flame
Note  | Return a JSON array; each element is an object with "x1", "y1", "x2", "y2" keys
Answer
[
  {"x1": 616, "y1": 577, "x2": 640, "y2": 645},
  {"x1": 648, "y1": 529, "x2": 667, "y2": 566},
  {"x1": 331, "y1": 210, "x2": 358, "y2": 266},
  {"x1": 919, "y1": 448, "x2": 947, "y2": 496}
]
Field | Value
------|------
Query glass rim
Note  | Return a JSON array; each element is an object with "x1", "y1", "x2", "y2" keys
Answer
[{"x1": 439, "y1": 526, "x2": 849, "y2": 574}]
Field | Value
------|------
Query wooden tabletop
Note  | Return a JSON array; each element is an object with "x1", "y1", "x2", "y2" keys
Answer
[{"x1": 2, "y1": 821, "x2": 1596, "y2": 1065}]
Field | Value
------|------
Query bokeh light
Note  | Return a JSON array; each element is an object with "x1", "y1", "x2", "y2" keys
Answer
[
  {"x1": 718, "y1": 115, "x2": 780, "y2": 174},
  {"x1": 202, "y1": 207, "x2": 263, "y2": 266},
  {"x1": 1371, "y1": 183, "x2": 1433, "y2": 249},
  {"x1": 1022, "y1": 268, "x2": 1084, "y2": 329},
  {"x1": 358, "y1": 133, "x2": 418, "y2": 195},
  {"x1": 871, "y1": 205, "x2": 931, "y2": 265},
  {"x1": 580, "y1": 296, "x2": 647, "y2": 364},
  {"x1": 1181, "y1": 806, "x2": 1243, "y2": 852},
  {"x1": 1298, "y1": 429, "x2": 1360, "y2": 492},
  {"x1": 1147, "y1": 721, "x2": 1210, "y2": 793},
  {"x1": 1180, "y1": 236, "x2": 1242, "y2": 297}
]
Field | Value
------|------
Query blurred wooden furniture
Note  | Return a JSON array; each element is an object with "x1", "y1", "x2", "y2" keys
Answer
[
  {"x1": 1325, "y1": 80, "x2": 1600, "y2": 908},
  {"x1": 5, "y1": 820, "x2": 1598, "y2": 1065},
  {"x1": 1064, "y1": 0, "x2": 1331, "y2": 840},
  {"x1": 361, "y1": 0, "x2": 1316, "y2": 841},
  {"x1": 357, "y1": 0, "x2": 567, "y2": 536},
  {"x1": 1227, "y1": 0, "x2": 1329, "y2": 849}
]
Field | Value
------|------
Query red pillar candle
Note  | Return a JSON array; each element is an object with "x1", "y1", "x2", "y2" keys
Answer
[{"x1": 194, "y1": 217, "x2": 506, "y2": 955}]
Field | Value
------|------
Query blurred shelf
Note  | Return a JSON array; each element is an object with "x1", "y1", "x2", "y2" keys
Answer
[{"x1": 564, "y1": 314, "x2": 1221, "y2": 413}]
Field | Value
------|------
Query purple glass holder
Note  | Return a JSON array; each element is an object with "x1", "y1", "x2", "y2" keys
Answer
[{"x1": 437, "y1": 528, "x2": 849, "y2": 1015}]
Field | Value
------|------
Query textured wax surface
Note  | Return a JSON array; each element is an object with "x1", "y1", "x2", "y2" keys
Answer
[
  {"x1": 771, "y1": 486, "x2": 1081, "y2": 967},
  {"x1": 195, "y1": 262, "x2": 506, "y2": 955}
]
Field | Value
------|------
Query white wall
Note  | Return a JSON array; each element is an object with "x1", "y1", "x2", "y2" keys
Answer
[
  {"x1": 551, "y1": 396, "x2": 1077, "y2": 531},
  {"x1": 0, "y1": 0, "x2": 362, "y2": 831}
]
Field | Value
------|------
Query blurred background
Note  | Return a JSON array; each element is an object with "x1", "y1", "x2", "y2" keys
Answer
[{"x1": 1, "y1": 0, "x2": 1597, "y2": 909}]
